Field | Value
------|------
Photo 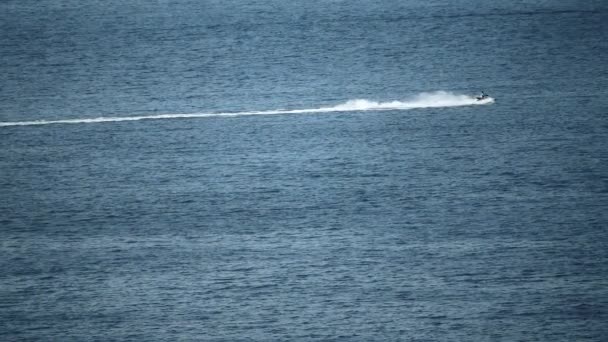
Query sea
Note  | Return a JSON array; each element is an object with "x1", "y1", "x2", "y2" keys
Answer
[{"x1": 1, "y1": 0, "x2": 607, "y2": 340}]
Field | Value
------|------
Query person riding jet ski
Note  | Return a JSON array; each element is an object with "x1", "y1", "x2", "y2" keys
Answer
[{"x1": 476, "y1": 91, "x2": 488, "y2": 100}]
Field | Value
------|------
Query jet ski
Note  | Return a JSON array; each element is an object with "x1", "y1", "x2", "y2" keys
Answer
[{"x1": 475, "y1": 91, "x2": 490, "y2": 101}]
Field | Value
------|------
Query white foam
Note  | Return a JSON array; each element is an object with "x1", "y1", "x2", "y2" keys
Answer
[{"x1": 0, "y1": 91, "x2": 494, "y2": 127}]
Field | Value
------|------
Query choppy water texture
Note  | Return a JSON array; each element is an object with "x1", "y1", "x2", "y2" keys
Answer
[{"x1": 1, "y1": 0, "x2": 608, "y2": 340}]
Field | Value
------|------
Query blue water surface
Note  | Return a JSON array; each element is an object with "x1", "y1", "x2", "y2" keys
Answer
[{"x1": 1, "y1": 0, "x2": 608, "y2": 340}]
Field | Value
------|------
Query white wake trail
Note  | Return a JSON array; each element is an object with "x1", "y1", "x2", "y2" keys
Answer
[{"x1": 0, "y1": 91, "x2": 493, "y2": 128}]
